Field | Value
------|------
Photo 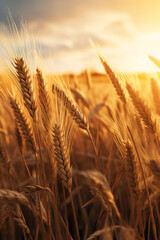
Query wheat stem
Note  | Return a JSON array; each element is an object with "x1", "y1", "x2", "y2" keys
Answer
[
  {"x1": 70, "y1": 191, "x2": 80, "y2": 240},
  {"x1": 128, "y1": 126, "x2": 157, "y2": 240}
]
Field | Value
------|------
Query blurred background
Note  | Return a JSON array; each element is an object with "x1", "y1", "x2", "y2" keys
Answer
[{"x1": 0, "y1": 0, "x2": 160, "y2": 74}]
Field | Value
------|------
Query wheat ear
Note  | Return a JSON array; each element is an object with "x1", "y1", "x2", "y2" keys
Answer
[
  {"x1": 70, "y1": 87, "x2": 90, "y2": 109},
  {"x1": 52, "y1": 85, "x2": 98, "y2": 162},
  {"x1": 0, "y1": 189, "x2": 31, "y2": 208},
  {"x1": 126, "y1": 83, "x2": 156, "y2": 134},
  {"x1": 124, "y1": 140, "x2": 142, "y2": 199},
  {"x1": 52, "y1": 124, "x2": 72, "y2": 191},
  {"x1": 79, "y1": 170, "x2": 120, "y2": 219},
  {"x1": 52, "y1": 85, "x2": 88, "y2": 130},
  {"x1": 99, "y1": 56, "x2": 126, "y2": 104},
  {"x1": 88, "y1": 102, "x2": 106, "y2": 121},
  {"x1": 148, "y1": 55, "x2": 160, "y2": 68},
  {"x1": 14, "y1": 57, "x2": 36, "y2": 121},
  {"x1": 148, "y1": 160, "x2": 160, "y2": 183},
  {"x1": 124, "y1": 139, "x2": 143, "y2": 238},
  {"x1": 52, "y1": 122, "x2": 75, "y2": 239},
  {"x1": 10, "y1": 97, "x2": 36, "y2": 153},
  {"x1": 13, "y1": 205, "x2": 32, "y2": 240},
  {"x1": 0, "y1": 204, "x2": 13, "y2": 229},
  {"x1": 36, "y1": 68, "x2": 51, "y2": 132}
]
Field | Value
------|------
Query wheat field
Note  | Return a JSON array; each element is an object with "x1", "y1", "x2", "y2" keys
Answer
[{"x1": 0, "y1": 31, "x2": 160, "y2": 240}]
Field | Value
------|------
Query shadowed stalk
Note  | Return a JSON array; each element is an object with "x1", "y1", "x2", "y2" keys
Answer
[
  {"x1": 111, "y1": 164, "x2": 123, "y2": 192},
  {"x1": 0, "y1": 138, "x2": 15, "y2": 189},
  {"x1": 33, "y1": 123, "x2": 46, "y2": 184},
  {"x1": 154, "y1": 201, "x2": 160, "y2": 228},
  {"x1": 48, "y1": 189, "x2": 73, "y2": 240},
  {"x1": 15, "y1": 120, "x2": 33, "y2": 181},
  {"x1": 87, "y1": 128, "x2": 100, "y2": 170},
  {"x1": 33, "y1": 119, "x2": 54, "y2": 240},
  {"x1": 52, "y1": 124, "x2": 80, "y2": 239},
  {"x1": 69, "y1": 191, "x2": 80, "y2": 240},
  {"x1": 21, "y1": 153, "x2": 33, "y2": 182},
  {"x1": 49, "y1": 125, "x2": 63, "y2": 240},
  {"x1": 74, "y1": 175, "x2": 89, "y2": 240},
  {"x1": 62, "y1": 185, "x2": 69, "y2": 230},
  {"x1": 127, "y1": 126, "x2": 157, "y2": 240},
  {"x1": 155, "y1": 134, "x2": 160, "y2": 154},
  {"x1": 10, "y1": 97, "x2": 48, "y2": 239},
  {"x1": 106, "y1": 141, "x2": 113, "y2": 176},
  {"x1": 137, "y1": 201, "x2": 145, "y2": 239},
  {"x1": 35, "y1": 225, "x2": 39, "y2": 240},
  {"x1": 34, "y1": 152, "x2": 48, "y2": 240},
  {"x1": 148, "y1": 216, "x2": 151, "y2": 240},
  {"x1": 96, "y1": 209, "x2": 105, "y2": 234},
  {"x1": 31, "y1": 136, "x2": 51, "y2": 240}
]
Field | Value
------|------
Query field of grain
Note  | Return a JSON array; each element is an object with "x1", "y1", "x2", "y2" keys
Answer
[{"x1": 0, "y1": 51, "x2": 160, "y2": 240}]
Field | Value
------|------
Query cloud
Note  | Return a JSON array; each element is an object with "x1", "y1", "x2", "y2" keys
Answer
[
  {"x1": 0, "y1": 0, "x2": 108, "y2": 25},
  {"x1": 1, "y1": 0, "x2": 160, "y2": 31},
  {"x1": 1, "y1": 0, "x2": 160, "y2": 73},
  {"x1": 0, "y1": 7, "x2": 137, "y2": 73}
]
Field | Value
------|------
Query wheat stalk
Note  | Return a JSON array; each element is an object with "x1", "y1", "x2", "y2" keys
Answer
[
  {"x1": 85, "y1": 69, "x2": 92, "y2": 89},
  {"x1": 150, "y1": 78, "x2": 160, "y2": 115},
  {"x1": 45, "y1": 141, "x2": 58, "y2": 185},
  {"x1": 143, "y1": 190, "x2": 160, "y2": 210},
  {"x1": 128, "y1": 126, "x2": 157, "y2": 240},
  {"x1": 0, "y1": 140, "x2": 11, "y2": 174},
  {"x1": 15, "y1": 120, "x2": 24, "y2": 153}
]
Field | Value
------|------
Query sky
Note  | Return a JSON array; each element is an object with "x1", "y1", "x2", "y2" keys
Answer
[{"x1": 0, "y1": 0, "x2": 160, "y2": 73}]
